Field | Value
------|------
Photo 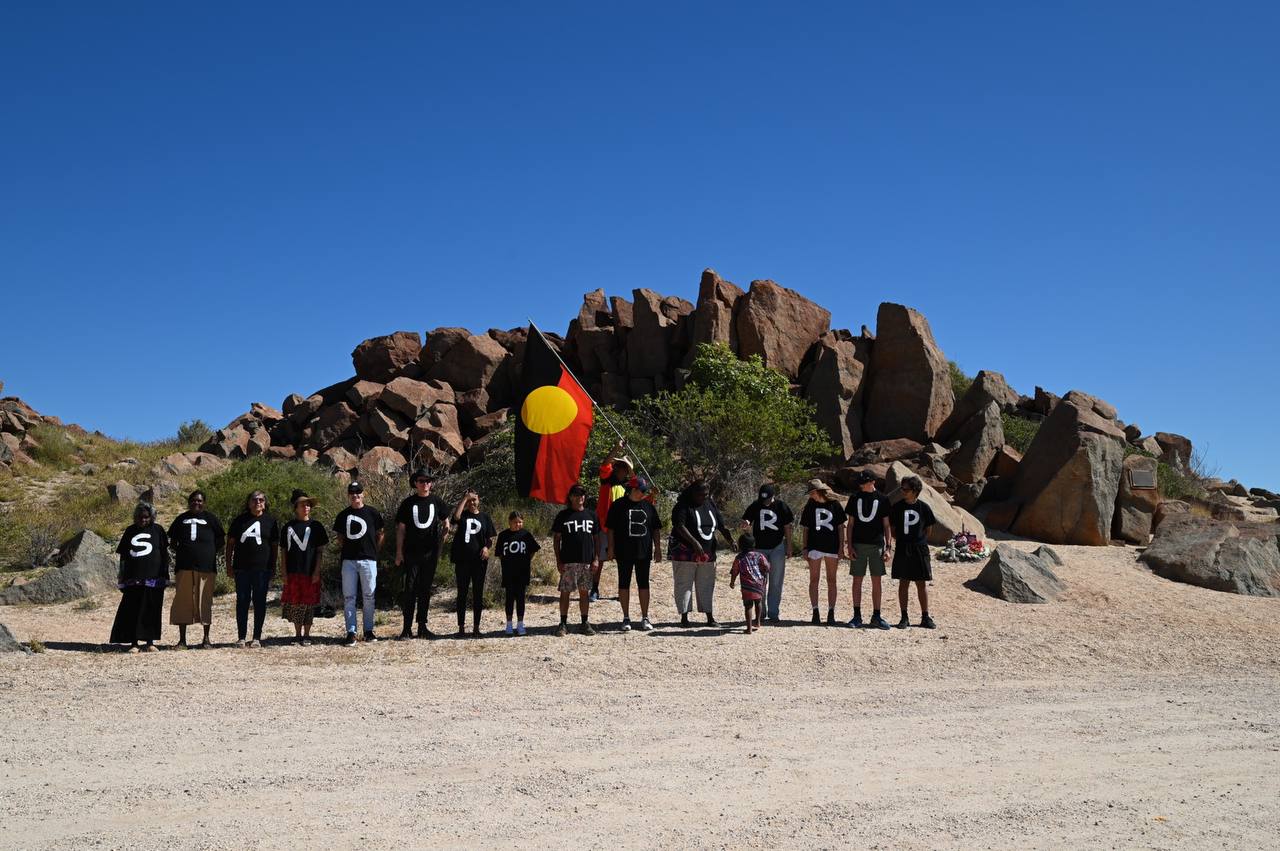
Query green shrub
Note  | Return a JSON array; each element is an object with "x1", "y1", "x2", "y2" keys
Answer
[
  {"x1": 634, "y1": 342, "x2": 835, "y2": 506},
  {"x1": 1001, "y1": 412, "x2": 1041, "y2": 455},
  {"x1": 949, "y1": 361, "x2": 973, "y2": 399},
  {"x1": 198, "y1": 457, "x2": 346, "y2": 528},
  {"x1": 27, "y1": 424, "x2": 79, "y2": 469},
  {"x1": 175, "y1": 419, "x2": 213, "y2": 449}
]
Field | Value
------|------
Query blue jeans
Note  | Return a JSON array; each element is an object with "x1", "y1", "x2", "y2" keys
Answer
[
  {"x1": 763, "y1": 542, "x2": 787, "y2": 621},
  {"x1": 234, "y1": 569, "x2": 271, "y2": 641},
  {"x1": 342, "y1": 559, "x2": 377, "y2": 634}
]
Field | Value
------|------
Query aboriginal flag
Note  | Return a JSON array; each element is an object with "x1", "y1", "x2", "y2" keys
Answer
[{"x1": 515, "y1": 325, "x2": 594, "y2": 504}]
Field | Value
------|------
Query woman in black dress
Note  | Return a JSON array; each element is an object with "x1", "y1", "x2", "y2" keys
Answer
[{"x1": 110, "y1": 502, "x2": 171, "y2": 653}]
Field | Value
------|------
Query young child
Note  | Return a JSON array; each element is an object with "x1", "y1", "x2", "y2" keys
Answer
[
  {"x1": 729, "y1": 534, "x2": 771, "y2": 633},
  {"x1": 888, "y1": 476, "x2": 937, "y2": 629},
  {"x1": 495, "y1": 511, "x2": 541, "y2": 636}
]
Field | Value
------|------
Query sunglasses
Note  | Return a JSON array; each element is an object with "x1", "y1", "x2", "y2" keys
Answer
[{"x1": 251, "y1": 497, "x2": 266, "y2": 503}]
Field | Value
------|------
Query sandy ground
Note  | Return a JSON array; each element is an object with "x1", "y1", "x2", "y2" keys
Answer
[{"x1": 1, "y1": 538, "x2": 1278, "y2": 850}]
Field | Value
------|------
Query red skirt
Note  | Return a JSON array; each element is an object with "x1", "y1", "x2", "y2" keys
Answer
[{"x1": 281, "y1": 572, "x2": 322, "y2": 606}]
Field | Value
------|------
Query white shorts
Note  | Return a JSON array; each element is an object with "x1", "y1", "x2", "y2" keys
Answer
[{"x1": 807, "y1": 550, "x2": 838, "y2": 561}]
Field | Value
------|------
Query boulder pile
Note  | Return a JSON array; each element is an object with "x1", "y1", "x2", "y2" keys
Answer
[
  {"x1": 0, "y1": 382, "x2": 78, "y2": 470},
  {"x1": 198, "y1": 268, "x2": 1274, "y2": 546}
]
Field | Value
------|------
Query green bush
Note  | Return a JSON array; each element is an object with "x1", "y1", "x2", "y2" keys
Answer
[
  {"x1": 1001, "y1": 412, "x2": 1041, "y2": 455},
  {"x1": 197, "y1": 457, "x2": 347, "y2": 528},
  {"x1": 27, "y1": 424, "x2": 79, "y2": 469},
  {"x1": 634, "y1": 343, "x2": 835, "y2": 505},
  {"x1": 175, "y1": 419, "x2": 213, "y2": 449},
  {"x1": 949, "y1": 361, "x2": 973, "y2": 399}
]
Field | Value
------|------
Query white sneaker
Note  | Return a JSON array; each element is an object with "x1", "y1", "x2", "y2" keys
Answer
[
  {"x1": 621, "y1": 619, "x2": 632, "y2": 632},
  {"x1": 504, "y1": 623, "x2": 514, "y2": 636},
  {"x1": 640, "y1": 617, "x2": 654, "y2": 631},
  {"x1": 516, "y1": 623, "x2": 526, "y2": 636}
]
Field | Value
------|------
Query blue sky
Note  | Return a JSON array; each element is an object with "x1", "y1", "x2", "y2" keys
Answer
[{"x1": 2, "y1": 2, "x2": 1277, "y2": 486}]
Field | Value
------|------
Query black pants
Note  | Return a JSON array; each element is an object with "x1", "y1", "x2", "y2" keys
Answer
[
  {"x1": 617, "y1": 557, "x2": 652, "y2": 590},
  {"x1": 401, "y1": 550, "x2": 440, "y2": 630},
  {"x1": 235, "y1": 569, "x2": 271, "y2": 640},
  {"x1": 455, "y1": 559, "x2": 487, "y2": 628},
  {"x1": 110, "y1": 585, "x2": 164, "y2": 644},
  {"x1": 504, "y1": 585, "x2": 527, "y2": 621}
]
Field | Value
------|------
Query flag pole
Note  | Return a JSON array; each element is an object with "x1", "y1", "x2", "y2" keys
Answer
[{"x1": 527, "y1": 320, "x2": 663, "y2": 493}]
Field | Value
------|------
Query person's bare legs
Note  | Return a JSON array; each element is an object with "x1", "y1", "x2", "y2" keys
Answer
[
  {"x1": 201, "y1": 624, "x2": 211, "y2": 647},
  {"x1": 559, "y1": 590, "x2": 571, "y2": 621},
  {"x1": 824, "y1": 557, "x2": 839, "y2": 610},
  {"x1": 619, "y1": 586, "x2": 631, "y2": 621},
  {"x1": 916, "y1": 580, "x2": 929, "y2": 616},
  {"x1": 578, "y1": 588, "x2": 590, "y2": 619},
  {"x1": 743, "y1": 601, "x2": 753, "y2": 633},
  {"x1": 177, "y1": 625, "x2": 187, "y2": 647},
  {"x1": 852, "y1": 575, "x2": 864, "y2": 612},
  {"x1": 753, "y1": 600, "x2": 762, "y2": 629},
  {"x1": 639, "y1": 588, "x2": 650, "y2": 620},
  {"x1": 898, "y1": 579, "x2": 909, "y2": 615},
  {"x1": 806, "y1": 557, "x2": 821, "y2": 608},
  {"x1": 871, "y1": 575, "x2": 882, "y2": 610}
]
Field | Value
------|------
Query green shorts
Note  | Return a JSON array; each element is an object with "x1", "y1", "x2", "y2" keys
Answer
[{"x1": 850, "y1": 543, "x2": 886, "y2": 577}]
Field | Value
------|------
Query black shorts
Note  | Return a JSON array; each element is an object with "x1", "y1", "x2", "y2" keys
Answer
[
  {"x1": 892, "y1": 542, "x2": 933, "y2": 582},
  {"x1": 617, "y1": 557, "x2": 651, "y2": 590}
]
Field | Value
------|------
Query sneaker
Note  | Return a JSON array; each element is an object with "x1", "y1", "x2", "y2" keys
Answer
[
  {"x1": 589, "y1": 590, "x2": 600, "y2": 603},
  {"x1": 144, "y1": 644, "x2": 159, "y2": 653},
  {"x1": 235, "y1": 639, "x2": 246, "y2": 648},
  {"x1": 555, "y1": 622, "x2": 568, "y2": 637},
  {"x1": 870, "y1": 614, "x2": 891, "y2": 630},
  {"x1": 640, "y1": 617, "x2": 654, "y2": 631},
  {"x1": 896, "y1": 616, "x2": 910, "y2": 629},
  {"x1": 848, "y1": 614, "x2": 863, "y2": 628},
  {"x1": 127, "y1": 645, "x2": 140, "y2": 654},
  {"x1": 417, "y1": 626, "x2": 433, "y2": 639},
  {"x1": 580, "y1": 622, "x2": 596, "y2": 636},
  {"x1": 621, "y1": 619, "x2": 632, "y2": 632},
  {"x1": 504, "y1": 623, "x2": 514, "y2": 636},
  {"x1": 364, "y1": 631, "x2": 378, "y2": 643},
  {"x1": 919, "y1": 615, "x2": 936, "y2": 629},
  {"x1": 826, "y1": 609, "x2": 836, "y2": 625},
  {"x1": 516, "y1": 623, "x2": 526, "y2": 636},
  {"x1": 199, "y1": 639, "x2": 212, "y2": 649},
  {"x1": 301, "y1": 639, "x2": 312, "y2": 646},
  {"x1": 680, "y1": 613, "x2": 690, "y2": 627},
  {"x1": 344, "y1": 632, "x2": 357, "y2": 646},
  {"x1": 397, "y1": 629, "x2": 413, "y2": 641},
  {"x1": 471, "y1": 626, "x2": 481, "y2": 637},
  {"x1": 811, "y1": 609, "x2": 821, "y2": 625},
  {"x1": 248, "y1": 639, "x2": 261, "y2": 648},
  {"x1": 706, "y1": 615, "x2": 719, "y2": 627},
  {"x1": 174, "y1": 642, "x2": 188, "y2": 651}
]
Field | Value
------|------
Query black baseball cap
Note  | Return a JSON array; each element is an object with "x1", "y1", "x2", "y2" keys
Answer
[
  {"x1": 410, "y1": 468, "x2": 433, "y2": 484},
  {"x1": 567, "y1": 483, "x2": 587, "y2": 497},
  {"x1": 855, "y1": 470, "x2": 878, "y2": 485},
  {"x1": 758, "y1": 483, "x2": 776, "y2": 500},
  {"x1": 347, "y1": 481, "x2": 364, "y2": 494}
]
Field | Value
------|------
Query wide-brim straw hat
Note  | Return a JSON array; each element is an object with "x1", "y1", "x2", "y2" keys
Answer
[{"x1": 806, "y1": 478, "x2": 833, "y2": 495}]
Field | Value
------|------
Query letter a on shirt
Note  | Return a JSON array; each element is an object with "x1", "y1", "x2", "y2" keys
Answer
[{"x1": 239, "y1": 520, "x2": 262, "y2": 545}]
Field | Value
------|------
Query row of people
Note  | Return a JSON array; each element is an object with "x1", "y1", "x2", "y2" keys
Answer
[{"x1": 108, "y1": 467, "x2": 937, "y2": 651}]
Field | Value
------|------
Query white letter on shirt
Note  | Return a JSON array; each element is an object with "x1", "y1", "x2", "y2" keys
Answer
[
  {"x1": 129, "y1": 533, "x2": 153, "y2": 557},
  {"x1": 346, "y1": 515, "x2": 368, "y2": 540},
  {"x1": 903, "y1": 509, "x2": 920, "y2": 536},
  {"x1": 411, "y1": 503, "x2": 435, "y2": 530},
  {"x1": 183, "y1": 517, "x2": 207, "y2": 541},
  {"x1": 464, "y1": 517, "x2": 481, "y2": 543},
  {"x1": 286, "y1": 525, "x2": 311, "y2": 551},
  {"x1": 240, "y1": 520, "x2": 262, "y2": 545}
]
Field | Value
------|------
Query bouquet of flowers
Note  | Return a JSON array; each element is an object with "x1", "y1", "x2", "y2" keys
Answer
[{"x1": 936, "y1": 530, "x2": 990, "y2": 562}]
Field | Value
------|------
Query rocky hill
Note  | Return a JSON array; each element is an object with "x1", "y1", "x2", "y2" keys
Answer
[{"x1": 192, "y1": 268, "x2": 1276, "y2": 549}]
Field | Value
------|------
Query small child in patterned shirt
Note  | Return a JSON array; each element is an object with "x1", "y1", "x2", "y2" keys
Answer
[{"x1": 729, "y1": 534, "x2": 770, "y2": 633}]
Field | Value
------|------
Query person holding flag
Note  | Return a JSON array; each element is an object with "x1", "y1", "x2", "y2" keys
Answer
[{"x1": 593, "y1": 439, "x2": 633, "y2": 601}]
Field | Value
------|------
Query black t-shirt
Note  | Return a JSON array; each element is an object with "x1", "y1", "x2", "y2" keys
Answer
[
  {"x1": 451, "y1": 510, "x2": 496, "y2": 563},
  {"x1": 496, "y1": 529, "x2": 540, "y2": 571},
  {"x1": 116, "y1": 522, "x2": 170, "y2": 583},
  {"x1": 333, "y1": 506, "x2": 384, "y2": 561},
  {"x1": 282, "y1": 519, "x2": 330, "y2": 575},
  {"x1": 673, "y1": 501, "x2": 729, "y2": 557},
  {"x1": 395, "y1": 494, "x2": 449, "y2": 556},
  {"x1": 741, "y1": 498, "x2": 795, "y2": 551},
  {"x1": 800, "y1": 499, "x2": 847, "y2": 554},
  {"x1": 606, "y1": 497, "x2": 662, "y2": 561},
  {"x1": 228, "y1": 512, "x2": 279, "y2": 571},
  {"x1": 846, "y1": 491, "x2": 889, "y2": 546},
  {"x1": 552, "y1": 508, "x2": 598, "y2": 564},
  {"x1": 168, "y1": 510, "x2": 225, "y2": 572},
  {"x1": 889, "y1": 499, "x2": 937, "y2": 544}
]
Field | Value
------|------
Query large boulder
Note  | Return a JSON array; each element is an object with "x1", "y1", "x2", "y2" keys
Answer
[
  {"x1": 201, "y1": 425, "x2": 251, "y2": 459},
  {"x1": 937, "y1": 371, "x2": 1018, "y2": 443},
  {"x1": 1139, "y1": 514, "x2": 1280, "y2": 597},
  {"x1": 1007, "y1": 394, "x2": 1126, "y2": 545},
  {"x1": 421, "y1": 327, "x2": 470, "y2": 370},
  {"x1": 735, "y1": 280, "x2": 831, "y2": 379},
  {"x1": 412, "y1": 404, "x2": 466, "y2": 458},
  {"x1": 107, "y1": 480, "x2": 139, "y2": 504},
  {"x1": 688, "y1": 269, "x2": 744, "y2": 357},
  {"x1": 352, "y1": 331, "x2": 422, "y2": 382},
  {"x1": 803, "y1": 332, "x2": 870, "y2": 459},
  {"x1": 1154, "y1": 432, "x2": 1194, "y2": 471},
  {"x1": 428, "y1": 334, "x2": 509, "y2": 392},
  {"x1": 345, "y1": 380, "x2": 385, "y2": 410},
  {"x1": 627, "y1": 289, "x2": 682, "y2": 378},
  {"x1": 947, "y1": 401, "x2": 1004, "y2": 484},
  {"x1": 864, "y1": 303, "x2": 954, "y2": 442},
  {"x1": 849, "y1": 439, "x2": 924, "y2": 466},
  {"x1": 1112, "y1": 453, "x2": 1161, "y2": 544},
  {"x1": 309, "y1": 402, "x2": 359, "y2": 450},
  {"x1": 356, "y1": 446, "x2": 407, "y2": 479},
  {"x1": 0, "y1": 622, "x2": 27, "y2": 653},
  {"x1": 380, "y1": 377, "x2": 454, "y2": 421},
  {"x1": 975, "y1": 546, "x2": 1065, "y2": 603},
  {"x1": 320, "y1": 446, "x2": 359, "y2": 472},
  {"x1": 0, "y1": 530, "x2": 118, "y2": 605},
  {"x1": 366, "y1": 404, "x2": 411, "y2": 450},
  {"x1": 884, "y1": 461, "x2": 985, "y2": 545}
]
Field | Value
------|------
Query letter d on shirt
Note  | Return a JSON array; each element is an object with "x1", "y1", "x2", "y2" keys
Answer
[{"x1": 346, "y1": 514, "x2": 368, "y2": 540}]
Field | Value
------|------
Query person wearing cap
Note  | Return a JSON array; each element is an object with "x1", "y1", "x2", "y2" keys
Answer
[
  {"x1": 394, "y1": 469, "x2": 450, "y2": 639},
  {"x1": 226, "y1": 490, "x2": 280, "y2": 648},
  {"x1": 669, "y1": 480, "x2": 736, "y2": 627},
  {"x1": 740, "y1": 483, "x2": 795, "y2": 623},
  {"x1": 799, "y1": 479, "x2": 847, "y2": 625},
  {"x1": 167, "y1": 489, "x2": 224, "y2": 649},
  {"x1": 553, "y1": 483, "x2": 601, "y2": 636},
  {"x1": 605, "y1": 475, "x2": 662, "y2": 631},
  {"x1": 280, "y1": 489, "x2": 329, "y2": 645},
  {"x1": 333, "y1": 481, "x2": 385, "y2": 646},
  {"x1": 845, "y1": 471, "x2": 892, "y2": 629},
  {"x1": 594, "y1": 439, "x2": 633, "y2": 601}
]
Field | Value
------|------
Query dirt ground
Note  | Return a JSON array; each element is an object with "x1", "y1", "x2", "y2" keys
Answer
[{"x1": 1, "y1": 538, "x2": 1278, "y2": 850}]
